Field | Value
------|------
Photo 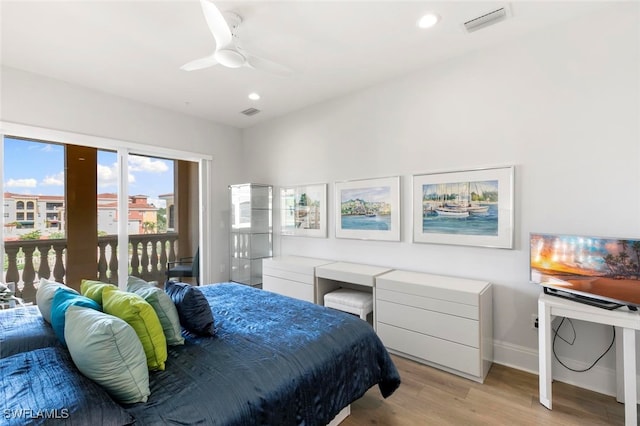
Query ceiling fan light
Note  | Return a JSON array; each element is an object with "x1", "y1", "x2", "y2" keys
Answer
[
  {"x1": 417, "y1": 13, "x2": 440, "y2": 29},
  {"x1": 248, "y1": 92, "x2": 260, "y2": 101},
  {"x1": 214, "y1": 49, "x2": 245, "y2": 68}
]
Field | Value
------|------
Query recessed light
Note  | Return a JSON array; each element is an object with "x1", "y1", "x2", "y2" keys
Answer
[
  {"x1": 248, "y1": 92, "x2": 260, "y2": 101},
  {"x1": 417, "y1": 13, "x2": 440, "y2": 29}
]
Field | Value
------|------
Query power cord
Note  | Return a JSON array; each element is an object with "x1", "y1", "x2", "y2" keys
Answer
[{"x1": 552, "y1": 317, "x2": 615, "y2": 373}]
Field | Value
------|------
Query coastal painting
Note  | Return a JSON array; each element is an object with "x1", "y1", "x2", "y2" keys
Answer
[
  {"x1": 281, "y1": 183, "x2": 327, "y2": 238},
  {"x1": 412, "y1": 167, "x2": 514, "y2": 248},
  {"x1": 335, "y1": 176, "x2": 400, "y2": 241}
]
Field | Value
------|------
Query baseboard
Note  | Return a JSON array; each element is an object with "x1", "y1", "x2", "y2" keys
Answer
[{"x1": 492, "y1": 339, "x2": 626, "y2": 399}]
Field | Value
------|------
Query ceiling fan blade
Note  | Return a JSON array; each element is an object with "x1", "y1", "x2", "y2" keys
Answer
[
  {"x1": 200, "y1": 0, "x2": 232, "y2": 48},
  {"x1": 180, "y1": 54, "x2": 218, "y2": 71},
  {"x1": 245, "y1": 54, "x2": 293, "y2": 77}
]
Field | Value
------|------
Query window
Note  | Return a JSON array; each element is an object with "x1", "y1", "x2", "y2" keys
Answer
[
  {"x1": 16, "y1": 201, "x2": 24, "y2": 210},
  {"x1": 26, "y1": 201, "x2": 34, "y2": 210},
  {"x1": 168, "y1": 204, "x2": 175, "y2": 230},
  {"x1": 127, "y1": 154, "x2": 174, "y2": 236},
  {"x1": 26, "y1": 212, "x2": 34, "y2": 221},
  {"x1": 126, "y1": 154, "x2": 176, "y2": 281},
  {"x1": 46, "y1": 202, "x2": 63, "y2": 210},
  {"x1": 16, "y1": 213, "x2": 24, "y2": 221}
]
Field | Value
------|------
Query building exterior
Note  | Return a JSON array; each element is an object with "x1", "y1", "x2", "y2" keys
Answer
[
  {"x1": 3, "y1": 192, "x2": 161, "y2": 240},
  {"x1": 158, "y1": 193, "x2": 175, "y2": 232}
]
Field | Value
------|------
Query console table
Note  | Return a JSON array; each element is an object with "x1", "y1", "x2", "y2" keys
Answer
[
  {"x1": 315, "y1": 262, "x2": 393, "y2": 329},
  {"x1": 538, "y1": 292, "x2": 640, "y2": 426}
]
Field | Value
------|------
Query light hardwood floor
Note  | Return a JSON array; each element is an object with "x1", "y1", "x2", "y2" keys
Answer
[{"x1": 343, "y1": 355, "x2": 631, "y2": 425}]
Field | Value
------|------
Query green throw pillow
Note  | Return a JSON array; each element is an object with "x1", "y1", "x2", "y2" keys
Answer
[
  {"x1": 64, "y1": 305, "x2": 150, "y2": 404},
  {"x1": 127, "y1": 276, "x2": 184, "y2": 346},
  {"x1": 80, "y1": 279, "x2": 118, "y2": 305},
  {"x1": 102, "y1": 286, "x2": 167, "y2": 371}
]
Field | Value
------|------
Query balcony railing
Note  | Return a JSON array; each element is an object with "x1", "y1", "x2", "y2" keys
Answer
[{"x1": 3, "y1": 233, "x2": 180, "y2": 304}]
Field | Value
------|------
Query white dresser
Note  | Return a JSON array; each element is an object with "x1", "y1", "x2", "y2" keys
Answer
[
  {"x1": 375, "y1": 270, "x2": 493, "y2": 383},
  {"x1": 262, "y1": 256, "x2": 332, "y2": 303}
]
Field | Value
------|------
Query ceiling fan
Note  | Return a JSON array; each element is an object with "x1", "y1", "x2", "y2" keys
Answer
[{"x1": 181, "y1": 0, "x2": 292, "y2": 76}]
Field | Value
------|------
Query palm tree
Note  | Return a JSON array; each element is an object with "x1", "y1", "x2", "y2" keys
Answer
[{"x1": 632, "y1": 241, "x2": 640, "y2": 278}]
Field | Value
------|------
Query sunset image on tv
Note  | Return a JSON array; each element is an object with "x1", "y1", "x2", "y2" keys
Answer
[{"x1": 530, "y1": 233, "x2": 640, "y2": 307}]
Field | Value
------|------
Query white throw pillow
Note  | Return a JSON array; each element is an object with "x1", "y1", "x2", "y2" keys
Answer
[
  {"x1": 36, "y1": 278, "x2": 78, "y2": 323},
  {"x1": 64, "y1": 305, "x2": 150, "y2": 404}
]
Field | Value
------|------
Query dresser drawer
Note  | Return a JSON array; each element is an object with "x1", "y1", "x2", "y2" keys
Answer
[
  {"x1": 263, "y1": 266, "x2": 314, "y2": 285},
  {"x1": 377, "y1": 299, "x2": 479, "y2": 347},
  {"x1": 377, "y1": 322, "x2": 480, "y2": 378},
  {"x1": 376, "y1": 288, "x2": 478, "y2": 320},
  {"x1": 376, "y1": 270, "x2": 488, "y2": 306},
  {"x1": 262, "y1": 276, "x2": 313, "y2": 303}
]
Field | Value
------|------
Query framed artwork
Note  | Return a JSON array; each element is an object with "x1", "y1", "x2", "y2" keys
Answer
[
  {"x1": 335, "y1": 176, "x2": 400, "y2": 241},
  {"x1": 412, "y1": 166, "x2": 514, "y2": 248},
  {"x1": 280, "y1": 183, "x2": 327, "y2": 238}
]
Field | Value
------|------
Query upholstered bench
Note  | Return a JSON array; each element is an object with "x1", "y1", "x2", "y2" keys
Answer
[{"x1": 323, "y1": 288, "x2": 373, "y2": 320}]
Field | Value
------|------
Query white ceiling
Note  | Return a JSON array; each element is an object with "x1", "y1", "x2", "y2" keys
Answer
[{"x1": 1, "y1": 1, "x2": 610, "y2": 129}]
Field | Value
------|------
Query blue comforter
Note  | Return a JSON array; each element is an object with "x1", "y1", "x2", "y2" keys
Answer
[
  {"x1": 125, "y1": 283, "x2": 400, "y2": 425},
  {"x1": 0, "y1": 305, "x2": 59, "y2": 359}
]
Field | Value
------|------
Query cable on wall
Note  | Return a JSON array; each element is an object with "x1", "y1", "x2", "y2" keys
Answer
[{"x1": 552, "y1": 317, "x2": 616, "y2": 373}]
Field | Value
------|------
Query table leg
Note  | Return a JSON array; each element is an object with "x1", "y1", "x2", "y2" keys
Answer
[
  {"x1": 622, "y1": 328, "x2": 636, "y2": 426},
  {"x1": 538, "y1": 298, "x2": 552, "y2": 409},
  {"x1": 615, "y1": 326, "x2": 624, "y2": 403}
]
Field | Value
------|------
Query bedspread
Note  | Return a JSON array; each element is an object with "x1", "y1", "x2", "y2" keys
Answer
[
  {"x1": 125, "y1": 282, "x2": 400, "y2": 425},
  {"x1": 0, "y1": 305, "x2": 59, "y2": 358}
]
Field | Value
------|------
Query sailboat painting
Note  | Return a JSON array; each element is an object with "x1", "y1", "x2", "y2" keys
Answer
[{"x1": 412, "y1": 167, "x2": 514, "y2": 248}]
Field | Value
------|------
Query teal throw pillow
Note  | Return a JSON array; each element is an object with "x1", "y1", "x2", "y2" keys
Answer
[{"x1": 50, "y1": 287, "x2": 101, "y2": 346}]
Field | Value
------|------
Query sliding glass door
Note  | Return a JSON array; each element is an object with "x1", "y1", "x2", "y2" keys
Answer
[{"x1": 1, "y1": 133, "x2": 203, "y2": 302}]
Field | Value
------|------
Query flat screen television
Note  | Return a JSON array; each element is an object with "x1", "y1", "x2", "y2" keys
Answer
[{"x1": 530, "y1": 232, "x2": 640, "y2": 310}]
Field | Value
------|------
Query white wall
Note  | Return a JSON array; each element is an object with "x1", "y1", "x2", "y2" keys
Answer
[
  {"x1": 241, "y1": 3, "x2": 640, "y2": 395},
  {"x1": 0, "y1": 66, "x2": 244, "y2": 284}
]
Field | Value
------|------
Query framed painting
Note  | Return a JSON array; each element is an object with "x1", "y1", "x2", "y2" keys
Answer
[
  {"x1": 412, "y1": 166, "x2": 514, "y2": 248},
  {"x1": 280, "y1": 183, "x2": 327, "y2": 238},
  {"x1": 335, "y1": 176, "x2": 400, "y2": 241}
]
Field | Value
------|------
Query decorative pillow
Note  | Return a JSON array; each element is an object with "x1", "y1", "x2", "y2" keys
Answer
[
  {"x1": 102, "y1": 286, "x2": 167, "y2": 371},
  {"x1": 35, "y1": 278, "x2": 78, "y2": 323},
  {"x1": 1, "y1": 346, "x2": 134, "y2": 425},
  {"x1": 127, "y1": 276, "x2": 184, "y2": 346},
  {"x1": 50, "y1": 287, "x2": 101, "y2": 347},
  {"x1": 64, "y1": 305, "x2": 150, "y2": 404},
  {"x1": 127, "y1": 275, "x2": 158, "y2": 292},
  {"x1": 80, "y1": 279, "x2": 118, "y2": 305},
  {"x1": 165, "y1": 280, "x2": 215, "y2": 336}
]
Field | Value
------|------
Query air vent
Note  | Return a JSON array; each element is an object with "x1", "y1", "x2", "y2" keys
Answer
[
  {"x1": 240, "y1": 108, "x2": 261, "y2": 116},
  {"x1": 463, "y1": 6, "x2": 509, "y2": 33}
]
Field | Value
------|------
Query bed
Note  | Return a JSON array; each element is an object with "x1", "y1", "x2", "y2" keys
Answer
[
  {"x1": 1, "y1": 282, "x2": 400, "y2": 425},
  {"x1": 0, "y1": 304, "x2": 60, "y2": 358}
]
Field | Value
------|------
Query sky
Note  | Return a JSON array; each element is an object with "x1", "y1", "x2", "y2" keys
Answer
[
  {"x1": 2, "y1": 137, "x2": 173, "y2": 208},
  {"x1": 341, "y1": 186, "x2": 391, "y2": 203}
]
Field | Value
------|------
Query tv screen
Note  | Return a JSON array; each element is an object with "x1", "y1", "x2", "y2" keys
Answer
[{"x1": 530, "y1": 233, "x2": 640, "y2": 310}]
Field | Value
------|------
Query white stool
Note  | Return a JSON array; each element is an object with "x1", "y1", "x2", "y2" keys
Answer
[{"x1": 324, "y1": 288, "x2": 373, "y2": 321}]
